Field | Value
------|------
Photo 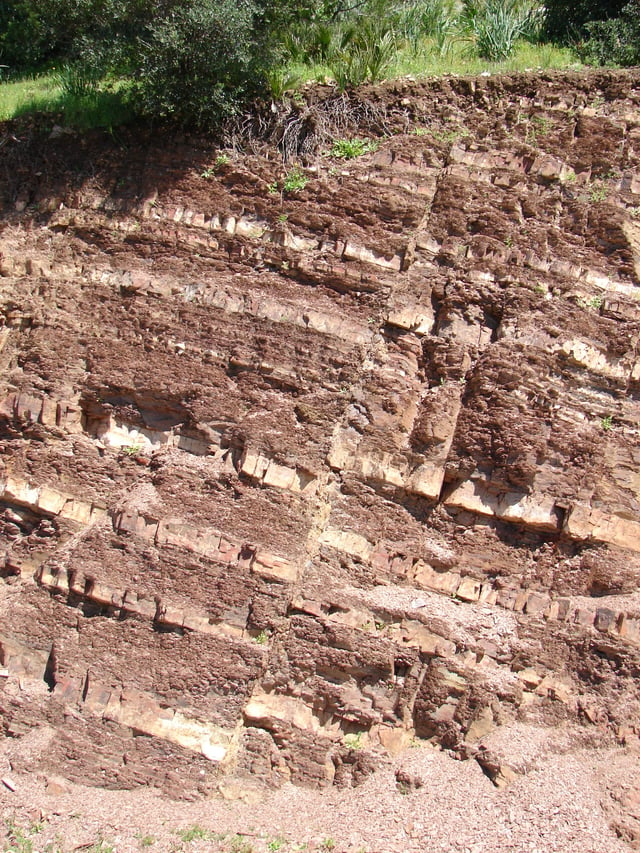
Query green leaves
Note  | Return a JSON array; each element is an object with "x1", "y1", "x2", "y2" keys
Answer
[
  {"x1": 329, "y1": 137, "x2": 377, "y2": 158},
  {"x1": 461, "y1": 0, "x2": 542, "y2": 61},
  {"x1": 579, "y1": 2, "x2": 640, "y2": 67},
  {"x1": 543, "y1": 0, "x2": 628, "y2": 42},
  {"x1": 329, "y1": 15, "x2": 397, "y2": 89},
  {"x1": 129, "y1": 0, "x2": 275, "y2": 127}
]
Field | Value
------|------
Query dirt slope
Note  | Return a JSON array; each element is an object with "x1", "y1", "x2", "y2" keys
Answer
[{"x1": 1, "y1": 69, "x2": 640, "y2": 852}]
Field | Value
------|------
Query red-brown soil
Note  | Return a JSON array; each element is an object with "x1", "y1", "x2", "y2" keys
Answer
[{"x1": 1, "y1": 68, "x2": 640, "y2": 852}]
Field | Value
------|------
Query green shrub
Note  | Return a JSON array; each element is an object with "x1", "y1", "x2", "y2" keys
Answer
[
  {"x1": 461, "y1": 0, "x2": 542, "y2": 61},
  {"x1": 0, "y1": 0, "x2": 303, "y2": 126},
  {"x1": 0, "y1": 0, "x2": 145, "y2": 73},
  {"x1": 266, "y1": 65, "x2": 303, "y2": 98},
  {"x1": 130, "y1": 0, "x2": 273, "y2": 127},
  {"x1": 394, "y1": 0, "x2": 457, "y2": 53},
  {"x1": 543, "y1": 0, "x2": 628, "y2": 42},
  {"x1": 284, "y1": 20, "x2": 336, "y2": 63},
  {"x1": 578, "y1": 1, "x2": 640, "y2": 66},
  {"x1": 329, "y1": 12, "x2": 397, "y2": 89},
  {"x1": 0, "y1": 0, "x2": 59, "y2": 70}
]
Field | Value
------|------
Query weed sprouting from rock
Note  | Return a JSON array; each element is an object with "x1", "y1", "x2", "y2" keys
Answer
[
  {"x1": 283, "y1": 167, "x2": 309, "y2": 193},
  {"x1": 329, "y1": 137, "x2": 378, "y2": 158}
]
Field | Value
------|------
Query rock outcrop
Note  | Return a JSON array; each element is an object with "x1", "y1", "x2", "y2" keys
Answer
[{"x1": 1, "y1": 68, "x2": 640, "y2": 843}]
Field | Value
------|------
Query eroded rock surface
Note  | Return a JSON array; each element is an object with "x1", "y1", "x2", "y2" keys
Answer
[{"x1": 1, "y1": 69, "x2": 640, "y2": 846}]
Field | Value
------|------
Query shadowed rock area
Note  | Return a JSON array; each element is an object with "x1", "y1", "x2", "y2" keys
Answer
[{"x1": 1, "y1": 68, "x2": 640, "y2": 851}]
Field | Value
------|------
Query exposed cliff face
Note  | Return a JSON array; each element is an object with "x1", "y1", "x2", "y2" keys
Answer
[{"x1": 1, "y1": 68, "x2": 640, "y2": 848}]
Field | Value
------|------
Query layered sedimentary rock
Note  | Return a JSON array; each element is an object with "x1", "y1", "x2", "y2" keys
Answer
[{"x1": 1, "y1": 69, "x2": 640, "y2": 838}]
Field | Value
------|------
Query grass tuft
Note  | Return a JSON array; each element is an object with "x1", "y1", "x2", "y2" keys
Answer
[{"x1": 330, "y1": 137, "x2": 378, "y2": 158}]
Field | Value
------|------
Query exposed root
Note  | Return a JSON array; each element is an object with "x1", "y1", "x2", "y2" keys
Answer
[{"x1": 226, "y1": 90, "x2": 400, "y2": 160}]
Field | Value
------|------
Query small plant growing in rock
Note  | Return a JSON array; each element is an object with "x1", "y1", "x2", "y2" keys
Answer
[
  {"x1": 343, "y1": 731, "x2": 363, "y2": 749},
  {"x1": 532, "y1": 114, "x2": 550, "y2": 135},
  {"x1": 228, "y1": 836, "x2": 253, "y2": 853},
  {"x1": 267, "y1": 837, "x2": 286, "y2": 852},
  {"x1": 282, "y1": 168, "x2": 308, "y2": 193},
  {"x1": 330, "y1": 138, "x2": 378, "y2": 159},
  {"x1": 589, "y1": 182, "x2": 608, "y2": 203},
  {"x1": 122, "y1": 443, "x2": 142, "y2": 457},
  {"x1": 255, "y1": 629, "x2": 269, "y2": 645},
  {"x1": 178, "y1": 826, "x2": 212, "y2": 843},
  {"x1": 429, "y1": 127, "x2": 466, "y2": 145},
  {"x1": 201, "y1": 155, "x2": 229, "y2": 178},
  {"x1": 601, "y1": 415, "x2": 613, "y2": 431},
  {"x1": 86, "y1": 840, "x2": 115, "y2": 853},
  {"x1": 562, "y1": 169, "x2": 577, "y2": 184},
  {"x1": 320, "y1": 839, "x2": 335, "y2": 852},
  {"x1": 4, "y1": 819, "x2": 44, "y2": 853}
]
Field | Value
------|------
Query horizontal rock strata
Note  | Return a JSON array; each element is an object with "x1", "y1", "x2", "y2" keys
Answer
[{"x1": 1, "y1": 70, "x2": 640, "y2": 842}]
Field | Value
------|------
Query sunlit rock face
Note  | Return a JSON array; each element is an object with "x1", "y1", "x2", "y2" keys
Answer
[{"x1": 1, "y1": 71, "x2": 640, "y2": 846}]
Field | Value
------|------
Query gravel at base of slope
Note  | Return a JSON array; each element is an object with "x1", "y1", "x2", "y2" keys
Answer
[{"x1": 0, "y1": 729, "x2": 631, "y2": 853}]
